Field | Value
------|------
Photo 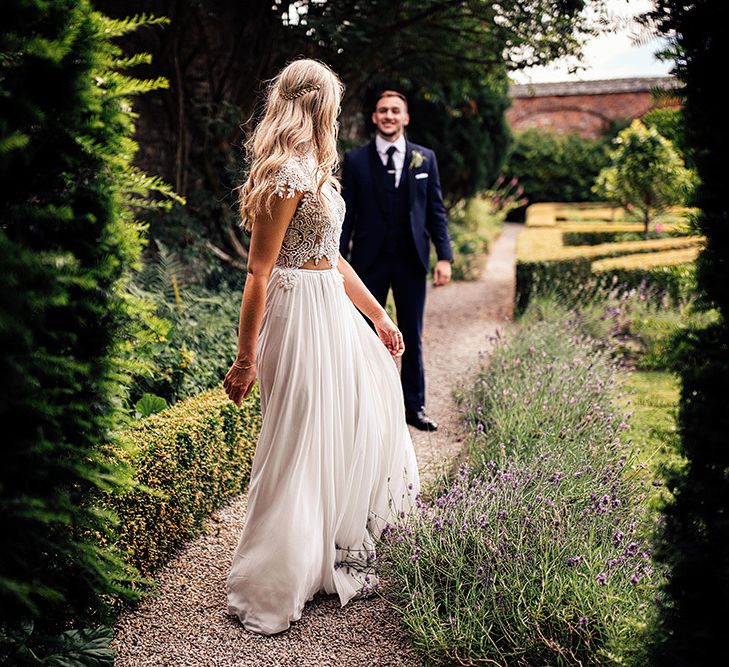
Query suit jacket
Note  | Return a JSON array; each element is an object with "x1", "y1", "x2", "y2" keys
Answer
[{"x1": 339, "y1": 138, "x2": 453, "y2": 274}]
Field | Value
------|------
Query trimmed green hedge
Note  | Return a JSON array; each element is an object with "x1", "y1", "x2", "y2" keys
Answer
[
  {"x1": 562, "y1": 230, "x2": 679, "y2": 246},
  {"x1": 517, "y1": 258, "x2": 695, "y2": 313},
  {"x1": 100, "y1": 387, "x2": 260, "y2": 575},
  {"x1": 594, "y1": 263, "x2": 695, "y2": 303},
  {"x1": 516, "y1": 206, "x2": 700, "y2": 312},
  {"x1": 516, "y1": 257, "x2": 592, "y2": 313}
]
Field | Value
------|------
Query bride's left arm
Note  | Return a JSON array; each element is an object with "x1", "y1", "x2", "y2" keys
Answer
[{"x1": 337, "y1": 254, "x2": 404, "y2": 357}]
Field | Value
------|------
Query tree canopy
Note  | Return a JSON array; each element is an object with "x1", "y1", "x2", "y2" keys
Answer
[{"x1": 95, "y1": 0, "x2": 611, "y2": 280}]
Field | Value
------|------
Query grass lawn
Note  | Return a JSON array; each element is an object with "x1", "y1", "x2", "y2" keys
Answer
[{"x1": 617, "y1": 370, "x2": 685, "y2": 511}]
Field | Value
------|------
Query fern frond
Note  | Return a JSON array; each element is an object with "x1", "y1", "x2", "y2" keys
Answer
[
  {"x1": 95, "y1": 13, "x2": 170, "y2": 39},
  {"x1": 121, "y1": 168, "x2": 184, "y2": 200},
  {"x1": 103, "y1": 71, "x2": 169, "y2": 97},
  {"x1": 152, "y1": 240, "x2": 188, "y2": 307},
  {"x1": 111, "y1": 53, "x2": 153, "y2": 70}
]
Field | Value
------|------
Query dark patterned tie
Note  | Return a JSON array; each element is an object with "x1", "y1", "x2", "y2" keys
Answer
[{"x1": 385, "y1": 145, "x2": 397, "y2": 189}]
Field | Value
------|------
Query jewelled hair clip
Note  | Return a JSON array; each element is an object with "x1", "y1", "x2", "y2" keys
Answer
[{"x1": 279, "y1": 83, "x2": 322, "y2": 101}]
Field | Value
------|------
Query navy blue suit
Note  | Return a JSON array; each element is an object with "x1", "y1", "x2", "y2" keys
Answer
[{"x1": 339, "y1": 138, "x2": 453, "y2": 413}]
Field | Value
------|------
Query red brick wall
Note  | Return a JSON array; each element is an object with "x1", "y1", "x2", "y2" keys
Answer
[{"x1": 506, "y1": 91, "x2": 681, "y2": 138}]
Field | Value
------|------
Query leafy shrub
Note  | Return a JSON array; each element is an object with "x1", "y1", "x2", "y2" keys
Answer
[
  {"x1": 0, "y1": 3, "x2": 174, "y2": 661},
  {"x1": 641, "y1": 107, "x2": 692, "y2": 169},
  {"x1": 639, "y1": 7, "x2": 729, "y2": 662},
  {"x1": 446, "y1": 195, "x2": 507, "y2": 280},
  {"x1": 520, "y1": 233, "x2": 699, "y2": 263},
  {"x1": 119, "y1": 242, "x2": 243, "y2": 410},
  {"x1": 99, "y1": 387, "x2": 260, "y2": 576},
  {"x1": 503, "y1": 127, "x2": 620, "y2": 210},
  {"x1": 593, "y1": 120, "x2": 697, "y2": 235},
  {"x1": 407, "y1": 75, "x2": 513, "y2": 206}
]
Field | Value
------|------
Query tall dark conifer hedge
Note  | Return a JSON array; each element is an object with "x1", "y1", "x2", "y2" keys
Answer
[
  {"x1": 638, "y1": 2, "x2": 729, "y2": 664},
  {"x1": 0, "y1": 1, "x2": 174, "y2": 660}
]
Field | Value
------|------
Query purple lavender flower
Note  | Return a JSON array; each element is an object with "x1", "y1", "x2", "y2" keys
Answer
[
  {"x1": 579, "y1": 616, "x2": 589, "y2": 629},
  {"x1": 624, "y1": 542, "x2": 639, "y2": 557},
  {"x1": 597, "y1": 572, "x2": 607, "y2": 586}
]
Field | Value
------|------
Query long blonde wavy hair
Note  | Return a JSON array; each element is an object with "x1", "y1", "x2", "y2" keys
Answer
[{"x1": 237, "y1": 58, "x2": 344, "y2": 232}]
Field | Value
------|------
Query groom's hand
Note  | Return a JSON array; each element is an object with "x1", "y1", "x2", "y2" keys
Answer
[{"x1": 433, "y1": 259, "x2": 452, "y2": 287}]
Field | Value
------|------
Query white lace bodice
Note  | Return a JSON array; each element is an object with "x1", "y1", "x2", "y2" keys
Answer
[{"x1": 271, "y1": 149, "x2": 345, "y2": 270}]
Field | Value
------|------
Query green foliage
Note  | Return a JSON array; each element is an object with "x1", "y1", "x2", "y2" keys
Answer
[
  {"x1": 516, "y1": 255, "x2": 591, "y2": 312},
  {"x1": 134, "y1": 393, "x2": 168, "y2": 418},
  {"x1": 593, "y1": 120, "x2": 697, "y2": 235},
  {"x1": 98, "y1": 387, "x2": 260, "y2": 576},
  {"x1": 524, "y1": 285, "x2": 718, "y2": 375},
  {"x1": 382, "y1": 305, "x2": 661, "y2": 666},
  {"x1": 503, "y1": 127, "x2": 618, "y2": 210},
  {"x1": 121, "y1": 243, "x2": 242, "y2": 408},
  {"x1": 641, "y1": 106, "x2": 693, "y2": 169},
  {"x1": 516, "y1": 215, "x2": 700, "y2": 312},
  {"x1": 516, "y1": 256, "x2": 696, "y2": 314},
  {"x1": 562, "y1": 227, "x2": 683, "y2": 246},
  {"x1": 0, "y1": 0, "x2": 178, "y2": 660},
  {"x1": 303, "y1": 0, "x2": 611, "y2": 89},
  {"x1": 405, "y1": 76, "x2": 513, "y2": 206},
  {"x1": 446, "y1": 192, "x2": 509, "y2": 281},
  {"x1": 632, "y1": 5, "x2": 729, "y2": 659},
  {"x1": 1, "y1": 622, "x2": 115, "y2": 667},
  {"x1": 92, "y1": 0, "x2": 612, "y2": 278},
  {"x1": 615, "y1": 371, "x2": 684, "y2": 512}
]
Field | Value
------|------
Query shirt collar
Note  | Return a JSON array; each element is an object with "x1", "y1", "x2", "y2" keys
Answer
[{"x1": 375, "y1": 133, "x2": 406, "y2": 156}]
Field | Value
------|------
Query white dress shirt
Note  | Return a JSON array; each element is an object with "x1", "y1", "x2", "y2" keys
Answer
[{"x1": 375, "y1": 133, "x2": 406, "y2": 188}]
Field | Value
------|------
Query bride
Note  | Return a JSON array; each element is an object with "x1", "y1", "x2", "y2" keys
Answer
[{"x1": 222, "y1": 58, "x2": 420, "y2": 635}]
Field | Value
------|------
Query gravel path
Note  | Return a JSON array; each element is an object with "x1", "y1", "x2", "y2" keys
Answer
[{"x1": 112, "y1": 222, "x2": 521, "y2": 667}]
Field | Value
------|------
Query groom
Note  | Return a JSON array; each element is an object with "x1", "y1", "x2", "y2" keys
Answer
[{"x1": 339, "y1": 89, "x2": 453, "y2": 431}]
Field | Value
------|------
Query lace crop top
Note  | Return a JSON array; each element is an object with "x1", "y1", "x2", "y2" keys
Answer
[{"x1": 271, "y1": 149, "x2": 345, "y2": 270}]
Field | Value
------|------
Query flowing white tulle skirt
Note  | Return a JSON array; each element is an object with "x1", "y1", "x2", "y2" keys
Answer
[{"x1": 226, "y1": 264, "x2": 420, "y2": 635}]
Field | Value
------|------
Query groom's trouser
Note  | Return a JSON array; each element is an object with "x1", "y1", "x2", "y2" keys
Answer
[{"x1": 356, "y1": 241, "x2": 427, "y2": 414}]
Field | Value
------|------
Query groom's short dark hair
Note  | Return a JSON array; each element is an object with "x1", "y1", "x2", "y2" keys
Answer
[{"x1": 375, "y1": 89, "x2": 408, "y2": 110}]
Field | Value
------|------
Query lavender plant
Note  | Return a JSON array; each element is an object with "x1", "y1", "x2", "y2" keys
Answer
[{"x1": 380, "y1": 311, "x2": 663, "y2": 666}]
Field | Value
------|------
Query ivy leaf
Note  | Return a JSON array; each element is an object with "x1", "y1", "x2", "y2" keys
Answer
[{"x1": 135, "y1": 392, "x2": 168, "y2": 418}]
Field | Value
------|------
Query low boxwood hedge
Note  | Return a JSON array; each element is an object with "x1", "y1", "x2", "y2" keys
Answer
[
  {"x1": 516, "y1": 206, "x2": 701, "y2": 312},
  {"x1": 100, "y1": 386, "x2": 261, "y2": 575}
]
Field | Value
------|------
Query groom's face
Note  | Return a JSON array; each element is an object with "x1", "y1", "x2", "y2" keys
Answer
[{"x1": 372, "y1": 95, "x2": 409, "y2": 141}]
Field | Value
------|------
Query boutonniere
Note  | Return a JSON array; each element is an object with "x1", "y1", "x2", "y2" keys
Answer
[{"x1": 409, "y1": 149, "x2": 427, "y2": 169}]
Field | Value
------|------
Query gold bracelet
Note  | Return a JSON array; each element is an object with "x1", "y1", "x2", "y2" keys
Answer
[{"x1": 233, "y1": 360, "x2": 255, "y2": 370}]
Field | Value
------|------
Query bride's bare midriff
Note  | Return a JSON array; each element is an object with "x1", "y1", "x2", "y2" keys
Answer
[{"x1": 300, "y1": 257, "x2": 334, "y2": 270}]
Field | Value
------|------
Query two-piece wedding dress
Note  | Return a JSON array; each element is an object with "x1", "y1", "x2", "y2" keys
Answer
[{"x1": 226, "y1": 145, "x2": 420, "y2": 635}]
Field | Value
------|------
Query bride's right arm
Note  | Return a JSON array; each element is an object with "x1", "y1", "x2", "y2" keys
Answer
[
  {"x1": 337, "y1": 254, "x2": 404, "y2": 358},
  {"x1": 223, "y1": 191, "x2": 303, "y2": 405}
]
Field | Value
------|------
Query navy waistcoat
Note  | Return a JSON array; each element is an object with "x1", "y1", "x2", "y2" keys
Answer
[{"x1": 379, "y1": 158, "x2": 410, "y2": 250}]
